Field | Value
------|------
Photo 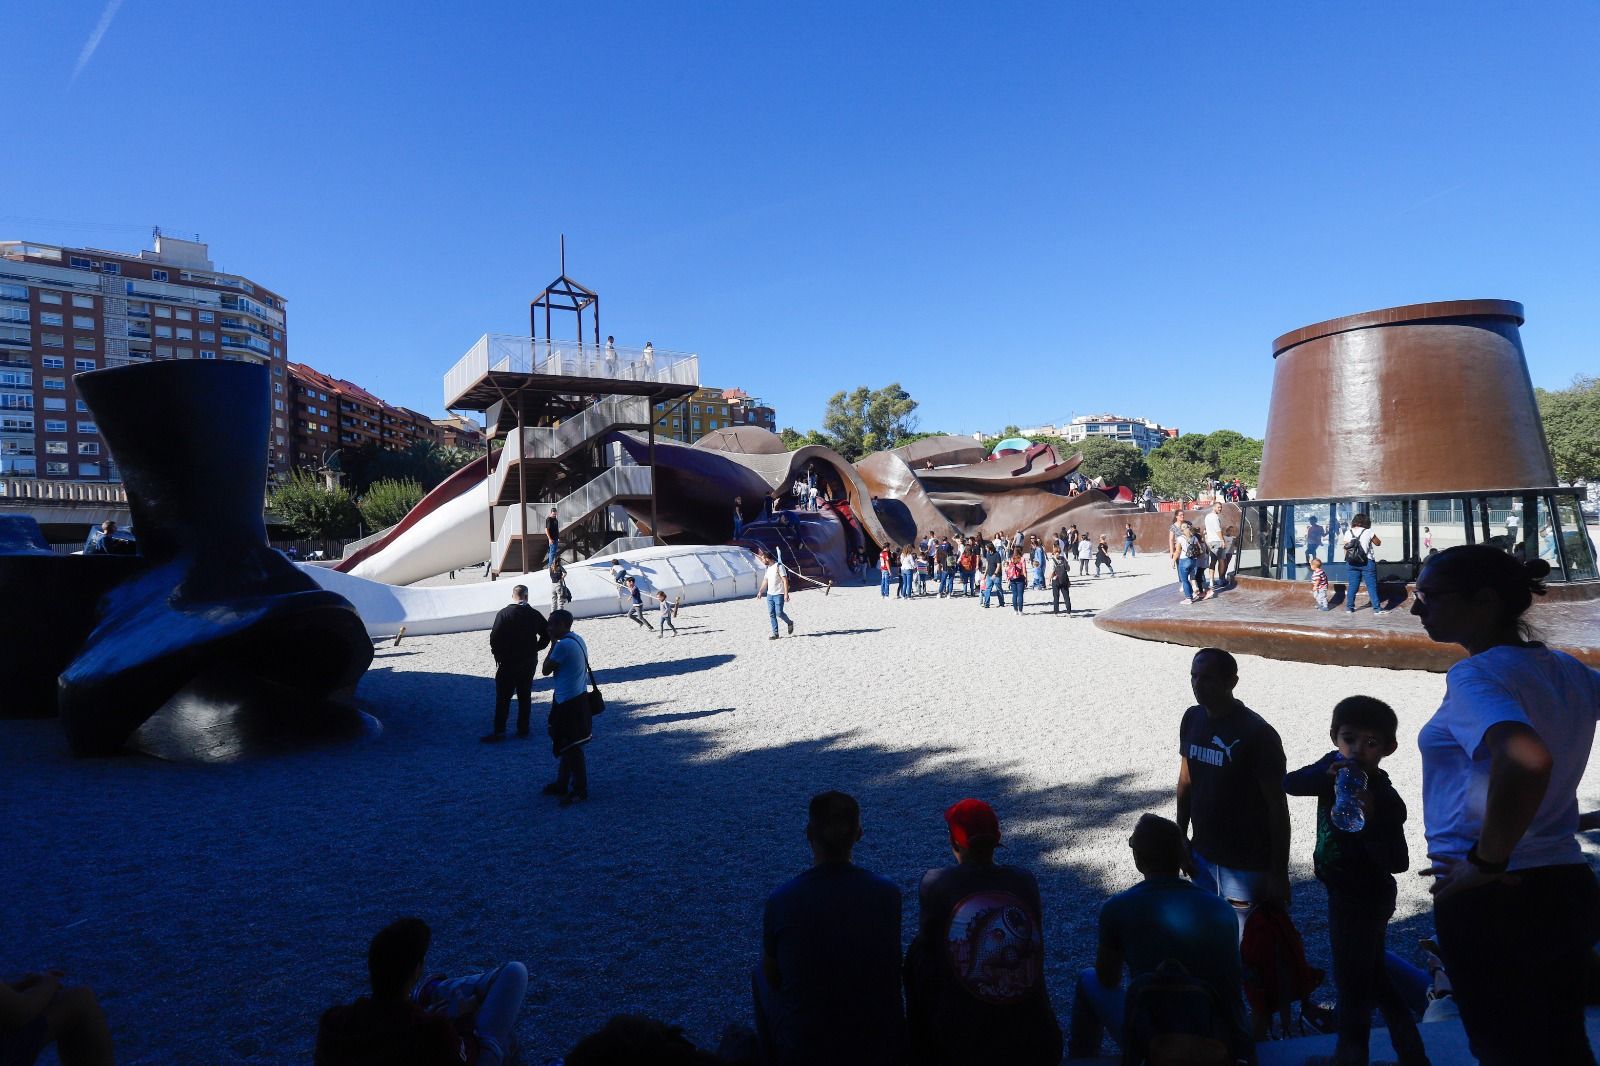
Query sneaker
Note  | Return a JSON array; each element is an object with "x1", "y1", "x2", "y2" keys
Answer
[
  {"x1": 1180, "y1": 598, "x2": 1193, "y2": 605},
  {"x1": 786, "y1": 619, "x2": 794, "y2": 636},
  {"x1": 1374, "y1": 609, "x2": 1391, "y2": 615},
  {"x1": 540, "y1": 782, "x2": 566, "y2": 796},
  {"x1": 768, "y1": 634, "x2": 779, "y2": 641},
  {"x1": 480, "y1": 732, "x2": 506, "y2": 743}
]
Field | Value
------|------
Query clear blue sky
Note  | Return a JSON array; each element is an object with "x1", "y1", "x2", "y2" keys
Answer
[{"x1": 6, "y1": 1, "x2": 1597, "y2": 438}]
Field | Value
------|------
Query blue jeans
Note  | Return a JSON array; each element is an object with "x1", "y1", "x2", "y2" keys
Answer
[
  {"x1": 767, "y1": 594, "x2": 792, "y2": 635},
  {"x1": 940, "y1": 571, "x2": 955, "y2": 596},
  {"x1": 733, "y1": 516, "x2": 743, "y2": 537},
  {"x1": 546, "y1": 540, "x2": 559, "y2": 567},
  {"x1": 1123, "y1": 538, "x2": 1136, "y2": 557},
  {"x1": 1347, "y1": 560, "x2": 1380, "y2": 611},
  {"x1": 901, "y1": 570, "x2": 915, "y2": 597},
  {"x1": 1327, "y1": 896, "x2": 1428, "y2": 1065},
  {"x1": 961, "y1": 571, "x2": 974, "y2": 596},
  {"x1": 1009, "y1": 578, "x2": 1025, "y2": 612},
  {"x1": 420, "y1": 962, "x2": 528, "y2": 1066},
  {"x1": 1190, "y1": 848, "x2": 1269, "y2": 938},
  {"x1": 981, "y1": 574, "x2": 997, "y2": 606},
  {"x1": 1066, "y1": 967, "x2": 1126, "y2": 1057},
  {"x1": 880, "y1": 571, "x2": 891, "y2": 597},
  {"x1": 1176, "y1": 556, "x2": 1203, "y2": 600}
]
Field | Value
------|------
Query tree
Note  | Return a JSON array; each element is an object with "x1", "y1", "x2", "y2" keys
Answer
[
  {"x1": 267, "y1": 470, "x2": 360, "y2": 544},
  {"x1": 1078, "y1": 437, "x2": 1152, "y2": 488},
  {"x1": 358, "y1": 478, "x2": 425, "y2": 530},
  {"x1": 778, "y1": 427, "x2": 833, "y2": 451},
  {"x1": 1215, "y1": 438, "x2": 1264, "y2": 483},
  {"x1": 821, "y1": 383, "x2": 920, "y2": 461},
  {"x1": 338, "y1": 440, "x2": 478, "y2": 495},
  {"x1": 1000, "y1": 424, "x2": 1022, "y2": 439},
  {"x1": 1147, "y1": 452, "x2": 1211, "y2": 501},
  {"x1": 1537, "y1": 375, "x2": 1600, "y2": 482},
  {"x1": 1150, "y1": 429, "x2": 1264, "y2": 485},
  {"x1": 1152, "y1": 432, "x2": 1212, "y2": 467}
]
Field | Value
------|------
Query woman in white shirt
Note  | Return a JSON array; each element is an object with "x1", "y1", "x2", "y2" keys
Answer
[
  {"x1": 1341, "y1": 512, "x2": 1386, "y2": 613},
  {"x1": 1410, "y1": 544, "x2": 1600, "y2": 1062}
]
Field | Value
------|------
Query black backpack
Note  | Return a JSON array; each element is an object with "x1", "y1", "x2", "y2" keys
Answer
[
  {"x1": 1344, "y1": 530, "x2": 1369, "y2": 568},
  {"x1": 1121, "y1": 961, "x2": 1243, "y2": 1066}
]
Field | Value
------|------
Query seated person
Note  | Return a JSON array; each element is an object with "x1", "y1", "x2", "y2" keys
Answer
[
  {"x1": 753, "y1": 791, "x2": 905, "y2": 1065},
  {"x1": 315, "y1": 917, "x2": 527, "y2": 1066},
  {"x1": 1067, "y1": 814, "x2": 1251, "y2": 1061},
  {"x1": 0, "y1": 970, "x2": 113, "y2": 1066},
  {"x1": 904, "y1": 799, "x2": 1061, "y2": 1065}
]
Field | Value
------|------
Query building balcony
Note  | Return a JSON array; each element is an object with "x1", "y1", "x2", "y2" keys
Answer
[{"x1": 220, "y1": 334, "x2": 270, "y2": 355}]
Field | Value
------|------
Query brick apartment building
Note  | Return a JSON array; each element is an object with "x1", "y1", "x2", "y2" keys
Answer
[
  {"x1": 653, "y1": 385, "x2": 777, "y2": 443},
  {"x1": 0, "y1": 235, "x2": 289, "y2": 482},
  {"x1": 287, "y1": 362, "x2": 448, "y2": 472},
  {"x1": 431, "y1": 414, "x2": 484, "y2": 451}
]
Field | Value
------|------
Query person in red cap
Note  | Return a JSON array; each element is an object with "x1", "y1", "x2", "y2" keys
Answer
[{"x1": 902, "y1": 798, "x2": 1061, "y2": 1065}]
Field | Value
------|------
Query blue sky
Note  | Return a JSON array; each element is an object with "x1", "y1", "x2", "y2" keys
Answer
[{"x1": 5, "y1": 1, "x2": 1597, "y2": 438}]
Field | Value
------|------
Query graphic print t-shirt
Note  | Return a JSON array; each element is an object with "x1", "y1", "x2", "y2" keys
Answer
[{"x1": 1180, "y1": 702, "x2": 1286, "y2": 870}]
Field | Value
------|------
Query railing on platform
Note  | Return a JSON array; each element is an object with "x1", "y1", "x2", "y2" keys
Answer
[
  {"x1": 492, "y1": 465, "x2": 654, "y2": 572},
  {"x1": 444, "y1": 334, "x2": 699, "y2": 409},
  {"x1": 0, "y1": 477, "x2": 128, "y2": 503},
  {"x1": 488, "y1": 395, "x2": 652, "y2": 503}
]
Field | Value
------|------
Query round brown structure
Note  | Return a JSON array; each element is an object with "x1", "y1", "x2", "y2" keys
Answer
[{"x1": 1258, "y1": 300, "x2": 1550, "y2": 499}]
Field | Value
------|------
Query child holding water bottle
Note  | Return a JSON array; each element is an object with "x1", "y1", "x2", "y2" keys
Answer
[{"x1": 1284, "y1": 696, "x2": 1430, "y2": 1066}]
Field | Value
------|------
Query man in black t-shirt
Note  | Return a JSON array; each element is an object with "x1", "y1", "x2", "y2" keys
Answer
[
  {"x1": 754, "y1": 791, "x2": 905, "y2": 1065},
  {"x1": 905, "y1": 799, "x2": 1061, "y2": 1065},
  {"x1": 482, "y1": 584, "x2": 549, "y2": 742},
  {"x1": 544, "y1": 507, "x2": 560, "y2": 568},
  {"x1": 1175, "y1": 647, "x2": 1289, "y2": 935}
]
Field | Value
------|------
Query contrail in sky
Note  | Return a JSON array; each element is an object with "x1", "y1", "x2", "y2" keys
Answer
[{"x1": 70, "y1": 0, "x2": 125, "y2": 86}]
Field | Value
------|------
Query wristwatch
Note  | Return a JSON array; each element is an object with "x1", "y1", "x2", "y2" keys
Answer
[{"x1": 1466, "y1": 843, "x2": 1509, "y2": 875}]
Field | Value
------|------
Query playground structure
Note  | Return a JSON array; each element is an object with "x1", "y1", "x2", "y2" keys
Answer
[{"x1": 1097, "y1": 299, "x2": 1600, "y2": 670}]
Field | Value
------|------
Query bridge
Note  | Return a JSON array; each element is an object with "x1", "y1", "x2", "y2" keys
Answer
[{"x1": 0, "y1": 478, "x2": 130, "y2": 541}]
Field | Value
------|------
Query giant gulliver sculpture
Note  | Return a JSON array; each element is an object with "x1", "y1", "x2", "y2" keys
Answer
[{"x1": 0, "y1": 361, "x2": 374, "y2": 758}]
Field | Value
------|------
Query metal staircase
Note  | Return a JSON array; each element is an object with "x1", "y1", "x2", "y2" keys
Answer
[
  {"x1": 493, "y1": 465, "x2": 654, "y2": 573},
  {"x1": 487, "y1": 395, "x2": 651, "y2": 504}
]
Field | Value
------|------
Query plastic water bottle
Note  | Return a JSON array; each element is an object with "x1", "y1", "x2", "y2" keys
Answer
[{"x1": 1331, "y1": 766, "x2": 1367, "y2": 832}]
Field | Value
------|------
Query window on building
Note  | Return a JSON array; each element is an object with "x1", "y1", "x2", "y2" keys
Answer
[
  {"x1": 45, "y1": 461, "x2": 70, "y2": 475},
  {"x1": 72, "y1": 315, "x2": 94, "y2": 329},
  {"x1": 156, "y1": 345, "x2": 172, "y2": 358},
  {"x1": 76, "y1": 421, "x2": 97, "y2": 434},
  {"x1": 155, "y1": 326, "x2": 172, "y2": 339},
  {"x1": 46, "y1": 441, "x2": 68, "y2": 455},
  {"x1": 39, "y1": 312, "x2": 63, "y2": 327},
  {"x1": 42, "y1": 377, "x2": 65, "y2": 391},
  {"x1": 151, "y1": 269, "x2": 168, "y2": 282},
  {"x1": 100, "y1": 263, "x2": 119, "y2": 276},
  {"x1": 42, "y1": 398, "x2": 65, "y2": 411},
  {"x1": 0, "y1": 283, "x2": 26, "y2": 301},
  {"x1": 69, "y1": 257, "x2": 92, "y2": 270},
  {"x1": 74, "y1": 400, "x2": 88, "y2": 412},
  {"x1": 73, "y1": 358, "x2": 96, "y2": 371},
  {"x1": 274, "y1": 399, "x2": 284, "y2": 411},
  {"x1": 72, "y1": 294, "x2": 94, "y2": 309},
  {"x1": 200, "y1": 350, "x2": 215, "y2": 359},
  {"x1": 41, "y1": 356, "x2": 64, "y2": 369},
  {"x1": 198, "y1": 310, "x2": 214, "y2": 323},
  {"x1": 38, "y1": 291, "x2": 62, "y2": 305},
  {"x1": 274, "y1": 417, "x2": 285, "y2": 429},
  {"x1": 155, "y1": 306, "x2": 171, "y2": 318},
  {"x1": 175, "y1": 309, "x2": 191, "y2": 321},
  {"x1": 176, "y1": 328, "x2": 192, "y2": 340},
  {"x1": 77, "y1": 442, "x2": 99, "y2": 455},
  {"x1": 73, "y1": 338, "x2": 94, "y2": 351},
  {"x1": 44, "y1": 419, "x2": 67, "y2": 433},
  {"x1": 199, "y1": 330, "x2": 215, "y2": 342},
  {"x1": 78, "y1": 462, "x2": 101, "y2": 476}
]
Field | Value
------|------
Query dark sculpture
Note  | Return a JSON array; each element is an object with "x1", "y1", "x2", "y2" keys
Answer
[
  {"x1": 0, "y1": 361, "x2": 374, "y2": 757},
  {"x1": 1097, "y1": 300, "x2": 1600, "y2": 671}
]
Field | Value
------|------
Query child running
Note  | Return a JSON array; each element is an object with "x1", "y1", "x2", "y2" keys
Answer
[
  {"x1": 1309, "y1": 556, "x2": 1330, "y2": 611},
  {"x1": 1284, "y1": 697, "x2": 1430, "y2": 1066}
]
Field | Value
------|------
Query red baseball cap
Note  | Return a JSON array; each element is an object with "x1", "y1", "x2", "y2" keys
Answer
[{"x1": 944, "y1": 798, "x2": 1001, "y2": 847}]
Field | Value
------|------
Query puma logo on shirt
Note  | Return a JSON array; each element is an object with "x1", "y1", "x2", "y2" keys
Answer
[{"x1": 1188, "y1": 736, "x2": 1242, "y2": 766}]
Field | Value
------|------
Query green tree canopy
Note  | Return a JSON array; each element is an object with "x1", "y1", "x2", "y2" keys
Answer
[
  {"x1": 358, "y1": 478, "x2": 426, "y2": 530},
  {"x1": 1149, "y1": 429, "x2": 1264, "y2": 485},
  {"x1": 338, "y1": 440, "x2": 478, "y2": 495},
  {"x1": 822, "y1": 383, "x2": 920, "y2": 461},
  {"x1": 1537, "y1": 375, "x2": 1600, "y2": 482},
  {"x1": 1077, "y1": 437, "x2": 1152, "y2": 488},
  {"x1": 778, "y1": 426, "x2": 834, "y2": 451},
  {"x1": 267, "y1": 470, "x2": 361, "y2": 543},
  {"x1": 1147, "y1": 452, "x2": 1211, "y2": 501}
]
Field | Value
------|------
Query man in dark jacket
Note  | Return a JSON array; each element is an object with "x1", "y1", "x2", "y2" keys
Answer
[
  {"x1": 482, "y1": 584, "x2": 549, "y2": 742},
  {"x1": 314, "y1": 917, "x2": 527, "y2": 1066}
]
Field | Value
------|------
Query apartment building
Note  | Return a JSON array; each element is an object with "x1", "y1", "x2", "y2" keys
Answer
[
  {"x1": 0, "y1": 235, "x2": 289, "y2": 481},
  {"x1": 722, "y1": 387, "x2": 778, "y2": 433},
  {"x1": 652, "y1": 385, "x2": 777, "y2": 443},
  {"x1": 432, "y1": 414, "x2": 485, "y2": 451},
  {"x1": 287, "y1": 361, "x2": 442, "y2": 471},
  {"x1": 1063, "y1": 413, "x2": 1176, "y2": 454}
]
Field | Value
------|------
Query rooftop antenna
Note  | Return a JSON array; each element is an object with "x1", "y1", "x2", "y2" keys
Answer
[{"x1": 559, "y1": 233, "x2": 566, "y2": 276}]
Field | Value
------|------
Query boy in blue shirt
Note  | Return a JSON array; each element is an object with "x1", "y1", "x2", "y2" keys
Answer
[{"x1": 1284, "y1": 696, "x2": 1429, "y2": 1066}]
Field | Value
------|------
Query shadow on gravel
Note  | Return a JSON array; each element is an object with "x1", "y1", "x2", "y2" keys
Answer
[
  {"x1": 632, "y1": 707, "x2": 735, "y2": 725},
  {"x1": 594, "y1": 654, "x2": 736, "y2": 684},
  {"x1": 793, "y1": 627, "x2": 884, "y2": 638}
]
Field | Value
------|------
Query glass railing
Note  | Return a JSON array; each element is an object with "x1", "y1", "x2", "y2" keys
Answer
[{"x1": 445, "y1": 334, "x2": 699, "y2": 408}]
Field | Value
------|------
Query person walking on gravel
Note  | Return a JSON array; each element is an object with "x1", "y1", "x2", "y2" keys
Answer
[{"x1": 755, "y1": 548, "x2": 795, "y2": 640}]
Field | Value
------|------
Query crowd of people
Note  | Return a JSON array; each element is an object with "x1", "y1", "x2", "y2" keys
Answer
[
  {"x1": 1167, "y1": 501, "x2": 1241, "y2": 604},
  {"x1": 867, "y1": 524, "x2": 1129, "y2": 615}
]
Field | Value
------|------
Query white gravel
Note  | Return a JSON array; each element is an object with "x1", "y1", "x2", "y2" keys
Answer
[{"x1": 8, "y1": 550, "x2": 1600, "y2": 1064}]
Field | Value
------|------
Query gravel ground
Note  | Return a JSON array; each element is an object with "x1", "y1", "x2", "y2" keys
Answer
[{"x1": 8, "y1": 549, "x2": 1600, "y2": 1064}]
